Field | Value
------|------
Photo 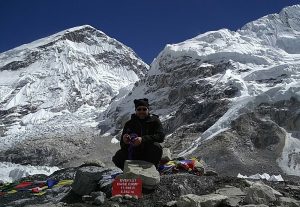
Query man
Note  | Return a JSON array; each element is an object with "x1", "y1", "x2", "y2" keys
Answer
[{"x1": 112, "y1": 98, "x2": 165, "y2": 170}]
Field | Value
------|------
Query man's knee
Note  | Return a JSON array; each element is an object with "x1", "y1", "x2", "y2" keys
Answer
[
  {"x1": 144, "y1": 142, "x2": 163, "y2": 160},
  {"x1": 149, "y1": 142, "x2": 163, "y2": 154}
]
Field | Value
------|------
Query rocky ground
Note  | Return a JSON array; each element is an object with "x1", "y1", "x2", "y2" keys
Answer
[
  {"x1": 1, "y1": 161, "x2": 300, "y2": 207},
  {"x1": 0, "y1": 124, "x2": 299, "y2": 207}
]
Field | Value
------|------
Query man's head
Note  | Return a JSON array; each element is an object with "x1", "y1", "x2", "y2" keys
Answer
[{"x1": 134, "y1": 98, "x2": 149, "y2": 119}]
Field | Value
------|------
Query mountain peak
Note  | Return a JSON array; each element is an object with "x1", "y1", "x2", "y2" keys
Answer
[
  {"x1": 280, "y1": 4, "x2": 300, "y2": 14},
  {"x1": 59, "y1": 24, "x2": 107, "y2": 39},
  {"x1": 65, "y1": 24, "x2": 96, "y2": 31},
  {"x1": 0, "y1": 25, "x2": 108, "y2": 55}
]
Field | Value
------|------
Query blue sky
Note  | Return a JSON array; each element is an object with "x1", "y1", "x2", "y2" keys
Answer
[{"x1": 0, "y1": 0, "x2": 299, "y2": 63}]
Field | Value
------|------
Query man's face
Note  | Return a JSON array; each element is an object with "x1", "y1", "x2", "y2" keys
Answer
[{"x1": 135, "y1": 106, "x2": 149, "y2": 119}]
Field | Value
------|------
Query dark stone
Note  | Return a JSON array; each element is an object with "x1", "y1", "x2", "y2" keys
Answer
[{"x1": 71, "y1": 166, "x2": 108, "y2": 196}]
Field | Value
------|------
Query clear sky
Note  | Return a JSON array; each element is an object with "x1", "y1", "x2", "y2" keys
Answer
[{"x1": 0, "y1": 0, "x2": 299, "y2": 64}]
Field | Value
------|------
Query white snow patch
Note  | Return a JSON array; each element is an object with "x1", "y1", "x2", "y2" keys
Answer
[
  {"x1": 0, "y1": 162, "x2": 59, "y2": 183},
  {"x1": 277, "y1": 132, "x2": 300, "y2": 176},
  {"x1": 111, "y1": 136, "x2": 120, "y2": 144}
]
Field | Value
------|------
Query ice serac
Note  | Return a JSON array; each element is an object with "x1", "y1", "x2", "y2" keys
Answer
[
  {"x1": 0, "y1": 25, "x2": 148, "y2": 150},
  {"x1": 101, "y1": 5, "x2": 300, "y2": 177}
]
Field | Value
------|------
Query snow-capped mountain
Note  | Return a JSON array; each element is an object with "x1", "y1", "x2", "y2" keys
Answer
[
  {"x1": 100, "y1": 5, "x2": 300, "y2": 177},
  {"x1": 1, "y1": 4, "x2": 300, "y2": 180},
  {"x1": 0, "y1": 25, "x2": 148, "y2": 151}
]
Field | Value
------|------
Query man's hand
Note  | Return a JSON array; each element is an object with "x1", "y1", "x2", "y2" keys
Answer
[
  {"x1": 123, "y1": 134, "x2": 130, "y2": 144},
  {"x1": 133, "y1": 137, "x2": 142, "y2": 146}
]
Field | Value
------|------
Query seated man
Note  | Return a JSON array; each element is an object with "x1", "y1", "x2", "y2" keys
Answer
[{"x1": 112, "y1": 98, "x2": 165, "y2": 170}]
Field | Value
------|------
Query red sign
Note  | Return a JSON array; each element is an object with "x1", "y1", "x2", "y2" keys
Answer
[{"x1": 112, "y1": 178, "x2": 142, "y2": 198}]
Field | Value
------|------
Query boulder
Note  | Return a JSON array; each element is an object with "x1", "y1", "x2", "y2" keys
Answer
[
  {"x1": 204, "y1": 170, "x2": 218, "y2": 176},
  {"x1": 279, "y1": 197, "x2": 300, "y2": 207},
  {"x1": 93, "y1": 192, "x2": 106, "y2": 205},
  {"x1": 177, "y1": 193, "x2": 228, "y2": 207},
  {"x1": 81, "y1": 159, "x2": 106, "y2": 168},
  {"x1": 272, "y1": 188, "x2": 283, "y2": 197},
  {"x1": 177, "y1": 194, "x2": 202, "y2": 207},
  {"x1": 117, "y1": 160, "x2": 160, "y2": 190},
  {"x1": 82, "y1": 195, "x2": 93, "y2": 203},
  {"x1": 161, "y1": 148, "x2": 172, "y2": 161},
  {"x1": 111, "y1": 195, "x2": 123, "y2": 203},
  {"x1": 287, "y1": 185, "x2": 300, "y2": 191},
  {"x1": 124, "y1": 194, "x2": 133, "y2": 200},
  {"x1": 194, "y1": 159, "x2": 205, "y2": 175},
  {"x1": 90, "y1": 191, "x2": 106, "y2": 198},
  {"x1": 71, "y1": 166, "x2": 107, "y2": 195},
  {"x1": 244, "y1": 182, "x2": 276, "y2": 205},
  {"x1": 216, "y1": 185, "x2": 246, "y2": 206},
  {"x1": 9, "y1": 168, "x2": 29, "y2": 181},
  {"x1": 165, "y1": 200, "x2": 177, "y2": 207}
]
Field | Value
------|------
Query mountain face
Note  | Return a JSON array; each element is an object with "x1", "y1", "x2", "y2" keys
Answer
[
  {"x1": 0, "y1": 25, "x2": 148, "y2": 152},
  {"x1": 100, "y1": 5, "x2": 300, "y2": 177}
]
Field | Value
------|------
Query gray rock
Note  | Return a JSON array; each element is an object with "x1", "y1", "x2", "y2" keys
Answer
[
  {"x1": 244, "y1": 180, "x2": 255, "y2": 187},
  {"x1": 204, "y1": 170, "x2": 218, "y2": 176},
  {"x1": 132, "y1": 195, "x2": 139, "y2": 200},
  {"x1": 162, "y1": 148, "x2": 172, "y2": 161},
  {"x1": 81, "y1": 159, "x2": 106, "y2": 168},
  {"x1": 241, "y1": 205, "x2": 269, "y2": 207},
  {"x1": 272, "y1": 188, "x2": 283, "y2": 197},
  {"x1": 244, "y1": 182, "x2": 276, "y2": 205},
  {"x1": 177, "y1": 193, "x2": 228, "y2": 207},
  {"x1": 9, "y1": 198, "x2": 34, "y2": 206},
  {"x1": 71, "y1": 166, "x2": 107, "y2": 195},
  {"x1": 287, "y1": 185, "x2": 300, "y2": 191},
  {"x1": 216, "y1": 185, "x2": 246, "y2": 206},
  {"x1": 124, "y1": 194, "x2": 133, "y2": 200},
  {"x1": 82, "y1": 195, "x2": 94, "y2": 202},
  {"x1": 177, "y1": 194, "x2": 201, "y2": 207},
  {"x1": 91, "y1": 191, "x2": 106, "y2": 199},
  {"x1": 48, "y1": 167, "x2": 78, "y2": 181},
  {"x1": 194, "y1": 159, "x2": 205, "y2": 175},
  {"x1": 165, "y1": 200, "x2": 177, "y2": 207},
  {"x1": 111, "y1": 195, "x2": 123, "y2": 203},
  {"x1": 49, "y1": 186, "x2": 69, "y2": 194},
  {"x1": 279, "y1": 197, "x2": 300, "y2": 207},
  {"x1": 117, "y1": 160, "x2": 160, "y2": 190},
  {"x1": 94, "y1": 193, "x2": 106, "y2": 205},
  {"x1": 9, "y1": 168, "x2": 29, "y2": 181}
]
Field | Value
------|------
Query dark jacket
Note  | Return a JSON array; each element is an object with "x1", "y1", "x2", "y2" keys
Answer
[{"x1": 120, "y1": 113, "x2": 165, "y2": 149}]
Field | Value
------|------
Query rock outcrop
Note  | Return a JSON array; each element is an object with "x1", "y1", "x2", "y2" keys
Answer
[{"x1": 117, "y1": 160, "x2": 160, "y2": 190}]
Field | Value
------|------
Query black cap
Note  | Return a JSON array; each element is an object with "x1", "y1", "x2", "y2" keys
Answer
[{"x1": 134, "y1": 98, "x2": 149, "y2": 109}]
